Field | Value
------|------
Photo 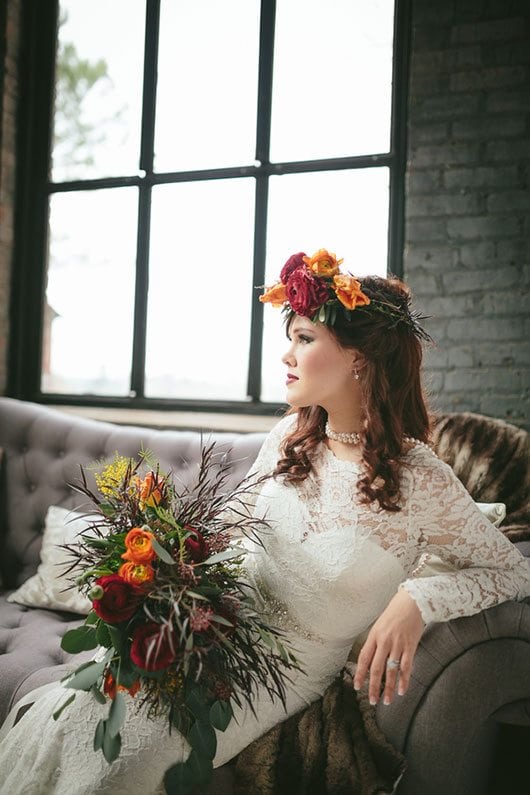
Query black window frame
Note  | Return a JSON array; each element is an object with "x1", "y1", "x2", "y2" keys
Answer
[{"x1": 9, "y1": 0, "x2": 411, "y2": 416}]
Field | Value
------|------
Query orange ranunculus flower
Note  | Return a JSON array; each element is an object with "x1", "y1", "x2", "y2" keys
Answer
[
  {"x1": 139, "y1": 471, "x2": 164, "y2": 509},
  {"x1": 259, "y1": 281, "x2": 288, "y2": 308},
  {"x1": 119, "y1": 561, "x2": 155, "y2": 586},
  {"x1": 122, "y1": 527, "x2": 156, "y2": 563},
  {"x1": 103, "y1": 670, "x2": 141, "y2": 700},
  {"x1": 332, "y1": 274, "x2": 371, "y2": 310},
  {"x1": 302, "y1": 249, "x2": 343, "y2": 278}
]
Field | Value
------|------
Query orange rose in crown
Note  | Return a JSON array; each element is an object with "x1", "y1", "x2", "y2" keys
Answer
[
  {"x1": 259, "y1": 281, "x2": 287, "y2": 308},
  {"x1": 302, "y1": 248, "x2": 343, "y2": 277},
  {"x1": 332, "y1": 274, "x2": 371, "y2": 310}
]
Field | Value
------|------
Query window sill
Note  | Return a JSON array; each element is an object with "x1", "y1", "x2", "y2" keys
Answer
[{"x1": 54, "y1": 405, "x2": 282, "y2": 434}]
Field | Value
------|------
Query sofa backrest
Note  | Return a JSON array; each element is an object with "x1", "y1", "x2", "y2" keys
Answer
[{"x1": 0, "y1": 398, "x2": 267, "y2": 589}]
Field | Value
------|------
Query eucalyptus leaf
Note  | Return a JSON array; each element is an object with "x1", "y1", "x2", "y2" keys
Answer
[
  {"x1": 65, "y1": 660, "x2": 106, "y2": 691},
  {"x1": 90, "y1": 685, "x2": 107, "y2": 705},
  {"x1": 108, "y1": 691, "x2": 127, "y2": 738},
  {"x1": 61, "y1": 625, "x2": 98, "y2": 653},
  {"x1": 151, "y1": 537, "x2": 175, "y2": 565},
  {"x1": 211, "y1": 614, "x2": 234, "y2": 628},
  {"x1": 96, "y1": 621, "x2": 112, "y2": 647},
  {"x1": 52, "y1": 693, "x2": 76, "y2": 721},
  {"x1": 116, "y1": 664, "x2": 139, "y2": 689},
  {"x1": 185, "y1": 688, "x2": 210, "y2": 723},
  {"x1": 102, "y1": 728, "x2": 122, "y2": 764},
  {"x1": 187, "y1": 748, "x2": 214, "y2": 785},
  {"x1": 94, "y1": 719, "x2": 105, "y2": 751},
  {"x1": 185, "y1": 590, "x2": 209, "y2": 601},
  {"x1": 108, "y1": 625, "x2": 124, "y2": 655},
  {"x1": 209, "y1": 700, "x2": 232, "y2": 732},
  {"x1": 258, "y1": 628, "x2": 275, "y2": 649},
  {"x1": 189, "y1": 720, "x2": 217, "y2": 760},
  {"x1": 85, "y1": 611, "x2": 99, "y2": 626},
  {"x1": 277, "y1": 641, "x2": 289, "y2": 664},
  {"x1": 200, "y1": 549, "x2": 240, "y2": 566},
  {"x1": 99, "y1": 503, "x2": 116, "y2": 518},
  {"x1": 60, "y1": 658, "x2": 100, "y2": 682},
  {"x1": 163, "y1": 761, "x2": 194, "y2": 795}
]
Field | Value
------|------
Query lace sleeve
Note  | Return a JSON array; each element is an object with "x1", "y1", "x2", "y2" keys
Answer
[{"x1": 399, "y1": 455, "x2": 530, "y2": 624}]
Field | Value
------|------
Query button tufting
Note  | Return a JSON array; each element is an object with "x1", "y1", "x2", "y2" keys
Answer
[{"x1": 27, "y1": 483, "x2": 36, "y2": 493}]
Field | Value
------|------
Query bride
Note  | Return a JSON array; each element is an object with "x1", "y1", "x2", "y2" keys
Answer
[{"x1": 0, "y1": 248, "x2": 528, "y2": 794}]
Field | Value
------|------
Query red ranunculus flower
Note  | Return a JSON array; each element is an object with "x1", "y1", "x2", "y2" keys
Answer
[
  {"x1": 184, "y1": 527, "x2": 209, "y2": 563},
  {"x1": 286, "y1": 267, "x2": 331, "y2": 317},
  {"x1": 280, "y1": 252, "x2": 307, "y2": 284},
  {"x1": 92, "y1": 573, "x2": 143, "y2": 624},
  {"x1": 130, "y1": 621, "x2": 176, "y2": 672}
]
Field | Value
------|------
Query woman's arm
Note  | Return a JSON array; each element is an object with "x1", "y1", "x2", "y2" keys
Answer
[
  {"x1": 354, "y1": 454, "x2": 530, "y2": 706},
  {"x1": 399, "y1": 458, "x2": 530, "y2": 624}
]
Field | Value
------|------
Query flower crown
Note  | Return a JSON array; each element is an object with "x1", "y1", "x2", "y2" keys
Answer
[{"x1": 259, "y1": 248, "x2": 431, "y2": 341}]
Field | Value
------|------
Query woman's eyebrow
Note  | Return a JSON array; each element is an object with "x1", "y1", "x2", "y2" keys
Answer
[{"x1": 292, "y1": 326, "x2": 316, "y2": 335}]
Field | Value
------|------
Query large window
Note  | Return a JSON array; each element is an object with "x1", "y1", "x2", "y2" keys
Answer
[{"x1": 12, "y1": 0, "x2": 410, "y2": 412}]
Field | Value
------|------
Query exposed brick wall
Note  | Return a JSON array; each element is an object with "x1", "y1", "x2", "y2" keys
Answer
[
  {"x1": 405, "y1": 0, "x2": 530, "y2": 428},
  {"x1": 0, "y1": 0, "x2": 20, "y2": 395}
]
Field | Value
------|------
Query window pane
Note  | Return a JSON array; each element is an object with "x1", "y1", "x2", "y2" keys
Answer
[
  {"x1": 145, "y1": 179, "x2": 255, "y2": 400},
  {"x1": 261, "y1": 167, "x2": 389, "y2": 402},
  {"x1": 270, "y1": 0, "x2": 394, "y2": 162},
  {"x1": 51, "y1": 0, "x2": 145, "y2": 182},
  {"x1": 42, "y1": 189, "x2": 137, "y2": 395},
  {"x1": 155, "y1": 0, "x2": 260, "y2": 172}
]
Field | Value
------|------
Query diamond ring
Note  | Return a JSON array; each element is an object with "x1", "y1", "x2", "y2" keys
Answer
[{"x1": 386, "y1": 658, "x2": 401, "y2": 670}]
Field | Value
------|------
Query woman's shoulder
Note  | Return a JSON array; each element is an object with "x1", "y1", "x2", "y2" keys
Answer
[
  {"x1": 267, "y1": 412, "x2": 298, "y2": 442},
  {"x1": 401, "y1": 440, "x2": 455, "y2": 486},
  {"x1": 254, "y1": 413, "x2": 297, "y2": 468}
]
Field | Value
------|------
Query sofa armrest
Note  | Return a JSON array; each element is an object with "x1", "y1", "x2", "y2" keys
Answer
[{"x1": 375, "y1": 599, "x2": 530, "y2": 795}]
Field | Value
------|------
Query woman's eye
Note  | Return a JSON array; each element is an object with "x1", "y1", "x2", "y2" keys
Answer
[{"x1": 298, "y1": 335, "x2": 313, "y2": 344}]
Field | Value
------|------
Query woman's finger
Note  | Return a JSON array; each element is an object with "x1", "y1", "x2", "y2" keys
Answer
[
  {"x1": 367, "y1": 645, "x2": 390, "y2": 705},
  {"x1": 382, "y1": 651, "x2": 402, "y2": 705},
  {"x1": 397, "y1": 649, "x2": 414, "y2": 696},
  {"x1": 353, "y1": 637, "x2": 376, "y2": 691}
]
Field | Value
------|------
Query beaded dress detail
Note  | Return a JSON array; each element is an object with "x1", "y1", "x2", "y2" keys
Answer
[{"x1": 0, "y1": 415, "x2": 528, "y2": 794}]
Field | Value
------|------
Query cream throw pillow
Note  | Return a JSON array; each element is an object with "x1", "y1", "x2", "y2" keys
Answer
[{"x1": 7, "y1": 505, "x2": 96, "y2": 614}]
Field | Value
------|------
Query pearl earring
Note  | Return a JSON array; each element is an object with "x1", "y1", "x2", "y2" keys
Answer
[{"x1": 353, "y1": 369, "x2": 360, "y2": 380}]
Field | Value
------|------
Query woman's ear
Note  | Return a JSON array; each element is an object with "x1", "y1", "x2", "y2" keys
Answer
[{"x1": 350, "y1": 351, "x2": 367, "y2": 372}]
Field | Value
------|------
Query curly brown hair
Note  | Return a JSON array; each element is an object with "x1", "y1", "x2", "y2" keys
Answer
[{"x1": 273, "y1": 275, "x2": 432, "y2": 512}]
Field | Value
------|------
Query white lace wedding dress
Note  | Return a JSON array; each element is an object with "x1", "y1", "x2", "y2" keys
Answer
[{"x1": 1, "y1": 415, "x2": 529, "y2": 794}]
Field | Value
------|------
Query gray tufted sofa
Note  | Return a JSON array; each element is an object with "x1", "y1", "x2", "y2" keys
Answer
[{"x1": 0, "y1": 396, "x2": 529, "y2": 795}]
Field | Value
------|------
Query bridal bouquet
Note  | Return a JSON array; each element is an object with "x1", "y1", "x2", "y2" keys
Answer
[{"x1": 55, "y1": 445, "x2": 300, "y2": 794}]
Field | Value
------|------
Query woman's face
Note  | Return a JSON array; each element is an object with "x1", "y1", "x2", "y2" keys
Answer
[{"x1": 281, "y1": 315, "x2": 358, "y2": 411}]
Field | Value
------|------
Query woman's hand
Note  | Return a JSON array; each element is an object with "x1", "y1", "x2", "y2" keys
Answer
[{"x1": 353, "y1": 588, "x2": 425, "y2": 705}]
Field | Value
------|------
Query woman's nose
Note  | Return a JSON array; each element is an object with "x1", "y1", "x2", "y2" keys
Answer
[{"x1": 281, "y1": 343, "x2": 295, "y2": 367}]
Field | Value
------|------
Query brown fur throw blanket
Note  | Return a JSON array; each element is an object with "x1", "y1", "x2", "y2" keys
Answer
[
  {"x1": 431, "y1": 412, "x2": 530, "y2": 542},
  {"x1": 234, "y1": 671, "x2": 405, "y2": 795}
]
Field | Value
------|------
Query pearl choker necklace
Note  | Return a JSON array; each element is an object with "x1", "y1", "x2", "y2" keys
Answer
[{"x1": 325, "y1": 422, "x2": 361, "y2": 445}]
